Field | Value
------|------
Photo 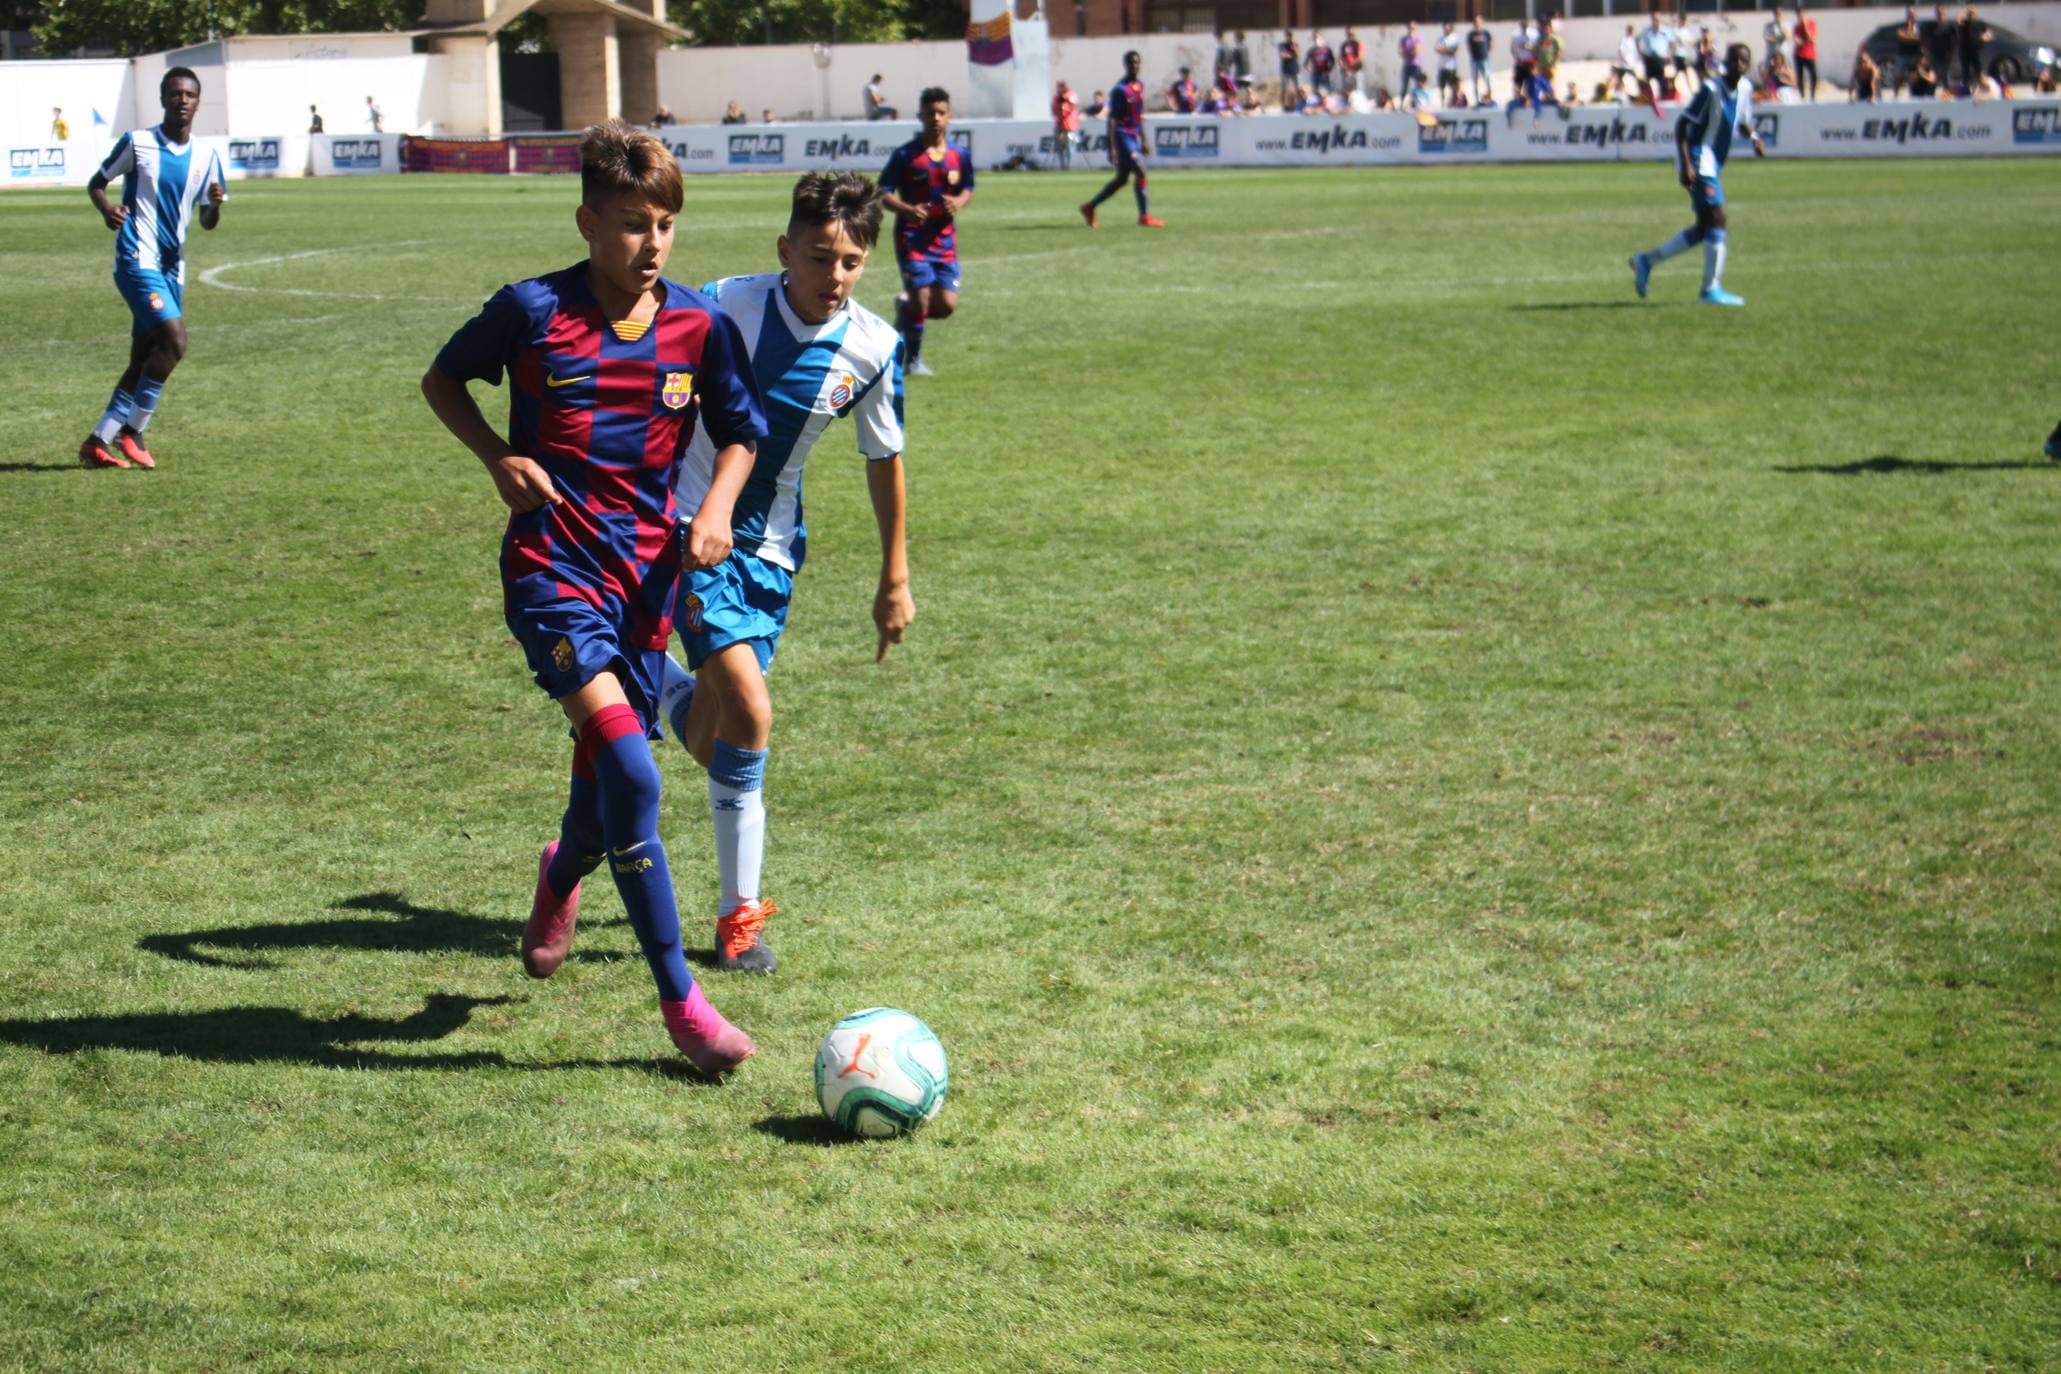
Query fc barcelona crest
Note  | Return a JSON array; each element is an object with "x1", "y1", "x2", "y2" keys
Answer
[
  {"x1": 552, "y1": 636, "x2": 575, "y2": 673},
  {"x1": 661, "y1": 371, "x2": 694, "y2": 410}
]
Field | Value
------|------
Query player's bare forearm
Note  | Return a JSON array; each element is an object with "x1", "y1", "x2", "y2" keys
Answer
[
  {"x1": 421, "y1": 365, "x2": 558, "y2": 512},
  {"x1": 88, "y1": 176, "x2": 125, "y2": 232},
  {"x1": 685, "y1": 440, "x2": 755, "y2": 570},
  {"x1": 867, "y1": 456, "x2": 913, "y2": 660}
]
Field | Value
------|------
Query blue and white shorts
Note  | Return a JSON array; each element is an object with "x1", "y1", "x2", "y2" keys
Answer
[{"x1": 675, "y1": 550, "x2": 794, "y2": 675}]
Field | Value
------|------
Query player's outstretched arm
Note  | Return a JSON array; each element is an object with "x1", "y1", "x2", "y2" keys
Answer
[
  {"x1": 199, "y1": 180, "x2": 225, "y2": 230},
  {"x1": 866, "y1": 455, "x2": 913, "y2": 661},
  {"x1": 419, "y1": 364, "x2": 560, "y2": 513}
]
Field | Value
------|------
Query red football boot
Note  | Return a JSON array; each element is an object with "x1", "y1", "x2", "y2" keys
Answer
[
  {"x1": 520, "y1": 841, "x2": 582, "y2": 979},
  {"x1": 1078, "y1": 202, "x2": 1099, "y2": 228},
  {"x1": 662, "y1": 989, "x2": 756, "y2": 1078},
  {"x1": 1139, "y1": 214, "x2": 1167, "y2": 228},
  {"x1": 78, "y1": 436, "x2": 132, "y2": 469},
  {"x1": 117, "y1": 429, "x2": 156, "y2": 469}
]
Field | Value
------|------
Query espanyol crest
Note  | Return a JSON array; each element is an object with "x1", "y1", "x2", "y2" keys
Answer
[
  {"x1": 661, "y1": 371, "x2": 694, "y2": 409},
  {"x1": 827, "y1": 372, "x2": 855, "y2": 410}
]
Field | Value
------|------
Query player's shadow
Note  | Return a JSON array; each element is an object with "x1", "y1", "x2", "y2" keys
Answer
[
  {"x1": 0, "y1": 993, "x2": 515, "y2": 1070},
  {"x1": 1507, "y1": 301, "x2": 1644, "y2": 312},
  {"x1": 1773, "y1": 455, "x2": 2060, "y2": 476},
  {"x1": 0, "y1": 991, "x2": 735, "y2": 1079},
  {"x1": 0, "y1": 461, "x2": 88, "y2": 473},
  {"x1": 753, "y1": 1114, "x2": 868, "y2": 1147},
  {"x1": 139, "y1": 891, "x2": 632, "y2": 970}
]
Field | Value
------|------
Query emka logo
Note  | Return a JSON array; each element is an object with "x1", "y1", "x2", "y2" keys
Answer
[
  {"x1": 1566, "y1": 115, "x2": 1655, "y2": 147},
  {"x1": 1290, "y1": 123, "x2": 1397, "y2": 153},
  {"x1": 729, "y1": 133, "x2": 785, "y2": 165},
  {"x1": 229, "y1": 137, "x2": 281, "y2": 170},
  {"x1": 1418, "y1": 117, "x2": 1488, "y2": 154},
  {"x1": 9, "y1": 146, "x2": 66, "y2": 177},
  {"x1": 1153, "y1": 125, "x2": 1220, "y2": 158},
  {"x1": 804, "y1": 134, "x2": 878, "y2": 160},
  {"x1": 2013, "y1": 106, "x2": 2061, "y2": 143},
  {"x1": 331, "y1": 138, "x2": 382, "y2": 168},
  {"x1": 1860, "y1": 113, "x2": 1954, "y2": 143},
  {"x1": 666, "y1": 140, "x2": 716, "y2": 162}
]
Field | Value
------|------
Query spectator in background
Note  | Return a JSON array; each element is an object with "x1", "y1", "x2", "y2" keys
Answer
[
  {"x1": 1956, "y1": 7, "x2": 1991, "y2": 91},
  {"x1": 1230, "y1": 31, "x2": 1251, "y2": 83},
  {"x1": 1085, "y1": 89, "x2": 1106, "y2": 117},
  {"x1": 1509, "y1": 19, "x2": 1537, "y2": 107},
  {"x1": 1214, "y1": 31, "x2": 1235, "y2": 78},
  {"x1": 1696, "y1": 27, "x2": 1718, "y2": 81},
  {"x1": 1436, "y1": 22, "x2": 1463, "y2": 107},
  {"x1": 1638, "y1": 14, "x2": 1671, "y2": 106},
  {"x1": 762, "y1": 108, "x2": 775, "y2": 123},
  {"x1": 1277, "y1": 31, "x2": 1300, "y2": 98},
  {"x1": 651, "y1": 105, "x2": 675, "y2": 127},
  {"x1": 1763, "y1": 7, "x2": 1789, "y2": 69},
  {"x1": 1614, "y1": 25, "x2": 1642, "y2": 90},
  {"x1": 1672, "y1": 18, "x2": 1695, "y2": 86},
  {"x1": 864, "y1": 75, "x2": 897, "y2": 120},
  {"x1": 1894, "y1": 6, "x2": 1925, "y2": 91},
  {"x1": 1168, "y1": 67, "x2": 1200, "y2": 112},
  {"x1": 1767, "y1": 50, "x2": 1798, "y2": 101},
  {"x1": 1399, "y1": 21, "x2": 1427, "y2": 97},
  {"x1": 1052, "y1": 80, "x2": 1079, "y2": 167},
  {"x1": 1532, "y1": 15, "x2": 1562, "y2": 112},
  {"x1": 1907, "y1": 50, "x2": 1939, "y2": 95},
  {"x1": 1402, "y1": 66, "x2": 1435, "y2": 112},
  {"x1": 1468, "y1": 16, "x2": 1495, "y2": 105},
  {"x1": 1306, "y1": 32, "x2": 1335, "y2": 99},
  {"x1": 721, "y1": 100, "x2": 747, "y2": 124},
  {"x1": 1851, "y1": 48, "x2": 1883, "y2": 101},
  {"x1": 366, "y1": 95, "x2": 383, "y2": 131},
  {"x1": 1340, "y1": 29, "x2": 1364, "y2": 98},
  {"x1": 1792, "y1": 8, "x2": 1818, "y2": 100},
  {"x1": 307, "y1": 104, "x2": 323, "y2": 134},
  {"x1": 1925, "y1": 5, "x2": 1957, "y2": 89},
  {"x1": 52, "y1": 107, "x2": 69, "y2": 141}
]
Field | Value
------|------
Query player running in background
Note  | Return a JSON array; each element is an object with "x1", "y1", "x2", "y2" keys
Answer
[
  {"x1": 879, "y1": 88, "x2": 973, "y2": 379},
  {"x1": 659, "y1": 171, "x2": 913, "y2": 977},
  {"x1": 1079, "y1": 50, "x2": 1165, "y2": 229},
  {"x1": 77, "y1": 67, "x2": 226, "y2": 470},
  {"x1": 2046, "y1": 422, "x2": 2060, "y2": 461},
  {"x1": 420, "y1": 121, "x2": 766, "y2": 1077},
  {"x1": 1629, "y1": 42, "x2": 1765, "y2": 308}
]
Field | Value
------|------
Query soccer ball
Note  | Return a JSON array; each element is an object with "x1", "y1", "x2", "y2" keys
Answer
[{"x1": 814, "y1": 1007, "x2": 948, "y2": 1138}]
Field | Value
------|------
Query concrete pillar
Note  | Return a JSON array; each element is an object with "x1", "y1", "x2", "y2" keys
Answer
[
  {"x1": 431, "y1": 33, "x2": 503, "y2": 136},
  {"x1": 550, "y1": 10, "x2": 622, "y2": 129},
  {"x1": 621, "y1": 30, "x2": 661, "y2": 126},
  {"x1": 421, "y1": 0, "x2": 493, "y2": 22}
]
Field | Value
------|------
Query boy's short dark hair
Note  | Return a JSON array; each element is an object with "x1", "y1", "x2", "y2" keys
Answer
[
  {"x1": 579, "y1": 118, "x2": 682, "y2": 213},
  {"x1": 788, "y1": 171, "x2": 883, "y2": 250},
  {"x1": 162, "y1": 66, "x2": 201, "y2": 96},
  {"x1": 919, "y1": 86, "x2": 951, "y2": 109}
]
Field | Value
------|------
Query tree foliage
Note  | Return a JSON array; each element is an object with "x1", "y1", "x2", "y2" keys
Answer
[
  {"x1": 666, "y1": 0, "x2": 965, "y2": 46},
  {"x1": 34, "y1": 0, "x2": 422, "y2": 56}
]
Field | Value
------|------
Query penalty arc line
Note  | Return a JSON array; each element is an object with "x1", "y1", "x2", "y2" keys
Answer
[{"x1": 199, "y1": 241, "x2": 436, "y2": 301}]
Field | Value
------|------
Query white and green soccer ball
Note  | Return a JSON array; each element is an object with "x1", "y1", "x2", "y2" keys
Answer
[{"x1": 814, "y1": 1007, "x2": 948, "y2": 1139}]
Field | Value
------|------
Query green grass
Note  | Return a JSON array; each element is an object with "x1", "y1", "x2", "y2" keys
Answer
[{"x1": 2, "y1": 158, "x2": 2058, "y2": 1372}]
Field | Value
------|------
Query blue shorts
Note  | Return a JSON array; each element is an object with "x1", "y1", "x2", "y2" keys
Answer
[
  {"x1": 115, "y1": 264, "x2": 182, "y2": 336},
  {"x1": 675, "y1": 551, "x2": 793, "y2": 675},
  {"x1": 899, "y1": 254, "x2": 962, "y2": 294},
  {"x1": 1690, "y1": 173, "x2": 1725, "y2": 213},
  {"x1": 1115, "y1": 136, "x2": 1145, "y2": 173},
  {"x1": 506, "y1": 597, "x2": 667, "y2": 736}
]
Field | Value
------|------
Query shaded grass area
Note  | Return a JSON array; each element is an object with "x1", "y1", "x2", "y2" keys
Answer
[{"x1": 1, "y1": 159, "x2": 2058, "y2": 1371}]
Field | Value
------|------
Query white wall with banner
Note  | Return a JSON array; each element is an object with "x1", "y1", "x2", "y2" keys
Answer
[{"x1": 638, "y1": 102, "x2": 2061, "y2": 177}]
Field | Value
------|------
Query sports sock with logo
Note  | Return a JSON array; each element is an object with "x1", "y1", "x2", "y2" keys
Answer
[
  {"x1": 125, "y1": 374, "x2": 166, "y2": 434},
  {"x1": 581, "y1": 702, "x2": 694, "y2": 1002},
  {"x1": 93, "y1": 384, "x2": 136, "y2": 444},
  {"x1": 1701, "y1": 229, "x2": 1727, "y2": 292},
  {"x1": 708, "y1": 739, "x2": 767, "y2": 915},
  {"x1": 544, "y1": 735, "x2": 605, "y2": 898},
  {"x1": 1652, "y1": 226, "x2": 1702, "y2": 263}
]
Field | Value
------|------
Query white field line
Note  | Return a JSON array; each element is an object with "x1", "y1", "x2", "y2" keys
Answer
[{"x1": 199, "y1": 241, "x2": 435, "y2": 300}]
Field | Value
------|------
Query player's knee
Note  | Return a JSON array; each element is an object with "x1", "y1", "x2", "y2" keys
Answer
[
  {"x1": 609, "y1": 741, "x2": 665, "y2": 816},
  {"x1": 928, "y1": 294, "x2": 956, "y2": 320}
]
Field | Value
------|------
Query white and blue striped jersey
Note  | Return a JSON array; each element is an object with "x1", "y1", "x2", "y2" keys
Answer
[
  {"x1": 1680, "y1": 76, "x2": 1753, "y2": 179},
  {"x1": 676, "y1": 273, "x2": 905, "y2": 574},
  {"x1": 97, "y1": 126, "x2": 227, "y2": 281}
]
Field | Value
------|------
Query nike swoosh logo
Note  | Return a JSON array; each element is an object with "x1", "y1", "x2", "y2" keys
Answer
[{"x1": 545, "y1": 373, "x2": 589, "y2": 388}]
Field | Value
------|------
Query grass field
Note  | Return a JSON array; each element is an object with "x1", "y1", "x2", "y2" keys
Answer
[{"x1": 2, "y1": 157, "x2": 2058, "y2": 1371}]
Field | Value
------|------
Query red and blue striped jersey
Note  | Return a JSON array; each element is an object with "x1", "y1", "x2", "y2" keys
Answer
[
  {"x1": 435, "y1": 263, "x2": 768, "y2": 648},
  {"x1": 1110, "y1": 79, "x2": 1146, "y2": 143},
  {"x1": 879, "y1": 137, "x2": 975, "y2": 264}
]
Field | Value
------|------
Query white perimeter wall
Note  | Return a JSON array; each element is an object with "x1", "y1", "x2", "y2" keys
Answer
[{"x1": 658, "y1": 2, "x2": 2061, "y2": 124}]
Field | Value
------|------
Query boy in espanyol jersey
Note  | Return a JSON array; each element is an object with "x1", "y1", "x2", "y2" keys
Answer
[
  {"x1": 1630, "y1": 42, "x2": 1766, "y2": 309},
  {"x1": 660, "y1": 171, "x2": 913, "y2": 978},
  {"x1": 78, "y1": 67, "x2": 227, "y2": 470},
  {"x1": 421, "y1": 121, "x2": 767, "y2": 1078},
  {"x1": 1079, "y1": 51, "x2": 1165, "y2": 230},
  {"x1": 878, "y1": 88, "x2": 973, "y2": 378}
]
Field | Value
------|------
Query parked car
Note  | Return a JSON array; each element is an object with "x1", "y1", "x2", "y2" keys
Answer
[{"x1": 1858, "y1": 20, "x2": 2055, "y2": 86}]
